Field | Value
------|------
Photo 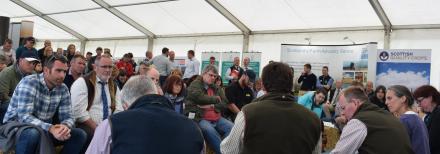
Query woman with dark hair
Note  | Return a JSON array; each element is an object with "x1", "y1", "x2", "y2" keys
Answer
[
  {"x1": 369, "y1": 85, "x2": 389, "y2": 111},
  {"x1": 298, "y1": 88, "x2": 328, "y2": 118},
  {"x1": 414, "y1": 85, "x2": 440, "y2": 154},
  {"x1": 215, "y1": 75, "x2": 223, "y2": 88},
  {"x1": 115, "y1": 70, "x2": 127, "y2": 90},
  {"x1": 386, "y1": 85, "x2": 430, "y2": 154},
  {"x1": 163, "y1": 75, "x2": 186, "y2": 114},
  {"x1": 66, "y1": 44, "x2": 76, "y2": 63},
  {"x1": 34, "y1": 61, "x2": 42, "y2": 74}
]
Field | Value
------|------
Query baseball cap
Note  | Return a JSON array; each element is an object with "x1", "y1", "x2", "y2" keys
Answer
[{"x1": 20, "y1": 52, "x2": 39, "y2": 62}]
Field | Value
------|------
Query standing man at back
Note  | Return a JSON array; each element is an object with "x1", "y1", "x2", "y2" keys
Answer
[
  {"x1": 168, "y1": 50, "x2": 179, "y2": 70},
  {"x1": 317, "y1": 66, "x2": 333, "y2": 92},
  {"x1": 225, "y1": 57, "x2": 244, "y2": 85},
  {"x1": 183, "y1": 50, "x2": 200, "y2": 81},
  {"x1": 142, "y1": 51, "x2": 153, "y2": 64},
  {"x1": 331, "y1": 87, "x2": 413, "y2": 154},
  {"x1": 221, "y1": 62, "x2": 321, "y2": 154},
  {"x1": 298, "y1": 63, "x2": 317, "y2": 91},
  {"x1": 150, "y1": 47, "x2": 173, "y2": 86},
  {"x1": 242, "y1": 57, "x2": 252, "y2": 71},
  {"x1": 15, "y1": 37, "x2": 37, "y2": 61}
]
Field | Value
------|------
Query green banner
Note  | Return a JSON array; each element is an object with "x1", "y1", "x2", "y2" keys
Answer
[
  {"x1": 221, "y1": 61, "x2": 234, "y2": 85},
  {"x1": 221, "y1": 52, "x2": 240, "y2": 85},
  {"x1": 248, "y1": 61, "x2": 260, "y2": 78}
]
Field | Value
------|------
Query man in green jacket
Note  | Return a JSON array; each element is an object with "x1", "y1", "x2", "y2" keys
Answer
[
  {"x1": 185, "y1": 65, "x2": 233, "y2": 154},
  {"x1": 0, "y1": 52, "x2": 38, "y2": 122}
]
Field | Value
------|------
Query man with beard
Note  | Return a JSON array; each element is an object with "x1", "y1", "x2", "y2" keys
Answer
[
  {"x1": 2, "y1": 55, "x2": 87, "y2": 154},
  {"x1": 225, "y1": 71, "x2": 254, "y2": 121},
  {"x1": 70, "y1": 55, "x2": 123, "y2": 147}
]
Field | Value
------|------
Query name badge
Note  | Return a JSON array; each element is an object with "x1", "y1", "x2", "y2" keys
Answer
[
  {"x1": 188, "y1": 112, "x2": 195, "y2": 119},
  {"x1": 246, "y1": 93, "x2": 251, "y2": 97}
]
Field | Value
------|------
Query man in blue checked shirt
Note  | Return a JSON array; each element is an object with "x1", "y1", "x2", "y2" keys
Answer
[{"x1": 3, "y1": 55, "x2": 87, "y2": 154}]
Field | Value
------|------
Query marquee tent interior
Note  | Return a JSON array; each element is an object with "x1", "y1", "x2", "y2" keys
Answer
[{"x1": 1, "y1": 0, "x2": 440, "y2": 88}]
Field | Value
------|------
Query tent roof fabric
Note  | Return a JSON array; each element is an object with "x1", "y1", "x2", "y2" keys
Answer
[{"x1": 1, "y1": 0, "x2": 439, "y2": 40}]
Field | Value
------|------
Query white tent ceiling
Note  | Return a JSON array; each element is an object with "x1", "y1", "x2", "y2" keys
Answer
[{"x1": 1, "y1": 0, "x2": 440, "y2": 40}]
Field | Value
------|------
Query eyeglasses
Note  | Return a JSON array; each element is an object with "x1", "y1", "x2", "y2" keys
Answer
[
  {"x1": 46, "y1": 55, "x2": 67, "y2": 65},
  {"x1": 207, "y1": 73, "x2": 217, "y2": 78},
  {"x1": 98, "y1": 65, "x2": 113, "y2": 69},
  {"x1": 416, "y1": 97, "x2": 426, "y2": 104}
]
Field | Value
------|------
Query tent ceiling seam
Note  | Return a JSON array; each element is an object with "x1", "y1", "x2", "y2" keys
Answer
[
  {"x1": 92, "y1": 0, "x2": 156, "y2": 39},
  {"x1": 205, "y1": 0, "x2": 251, "y2": 35}
]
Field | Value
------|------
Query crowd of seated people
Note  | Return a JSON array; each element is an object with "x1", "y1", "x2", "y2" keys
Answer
[{"x1": 0, "y1": 37, "x2": 440, "y2": 154}]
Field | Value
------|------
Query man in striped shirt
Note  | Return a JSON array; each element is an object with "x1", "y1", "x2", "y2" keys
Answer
[{"x1": 3, "y1": 55, "x2": 87, "y2": 154}]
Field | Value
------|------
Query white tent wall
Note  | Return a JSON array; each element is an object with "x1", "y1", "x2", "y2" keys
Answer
[
  {"x1": 153, "y1": 35, "x2": 243, "y2": 61},
  {"x1": 390, "y1": 29, "x2": 440, "y2": 90},
  {"x1": 248, "y1": 30, "x2": 385, "y2": 80},
  {"x1": 85, "y1": 39, "x2": 149, "y2": 58}
]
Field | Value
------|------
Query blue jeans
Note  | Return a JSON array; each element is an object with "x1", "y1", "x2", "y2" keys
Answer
[
  {"x1": 16, "y1": 127, "x2": 87, "y2": 154},
  {"x1": 199, "y1": 117, "x2": 233, "y2": 154}
]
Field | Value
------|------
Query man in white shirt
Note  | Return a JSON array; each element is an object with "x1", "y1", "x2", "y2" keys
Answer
[
  {"x1": 225, "y1": 57, "x2": 243, "y2": 85},
  {"x1": 242, "y1": 57, "x2": 252, "y2": 71},
  {"x1": 70, "y1": 55, "x2": 123, "y2": 147},
  {"x1": 182, "y1": 50, "x2": 200, "y2": 80},
  {"x1": 168, "y1": 50, "x2": 180, "y2": 70}
]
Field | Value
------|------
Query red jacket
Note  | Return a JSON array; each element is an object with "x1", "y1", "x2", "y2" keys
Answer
[{"x1": 116, "y1": 60, "x2": 134, "y2": 77}]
